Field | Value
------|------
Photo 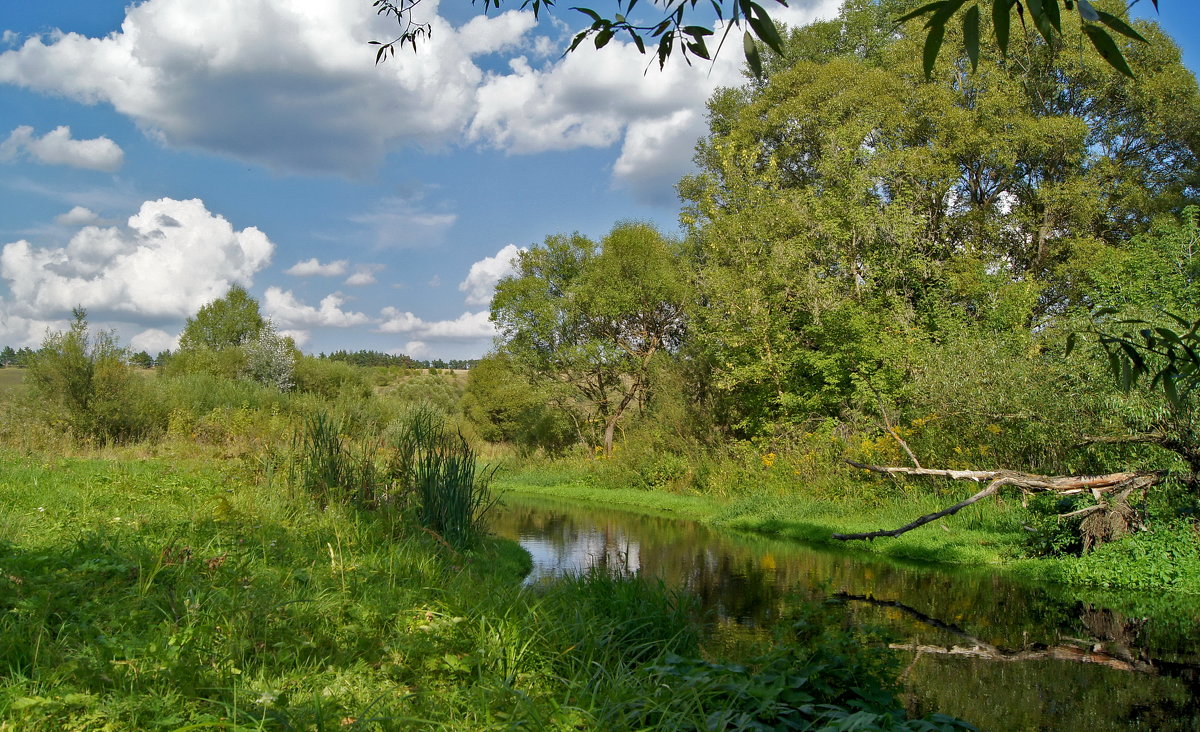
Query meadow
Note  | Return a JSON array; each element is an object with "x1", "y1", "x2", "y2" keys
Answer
[{"x1": 0, "y1": 357, "x2": 966, "y2": 730}]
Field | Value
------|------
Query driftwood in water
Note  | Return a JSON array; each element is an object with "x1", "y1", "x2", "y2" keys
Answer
[
  {"x1": 837, "y1": 592, "x2": 1200, "y2": 680},
  {"x1": 832, "y1": 459, "x2": 1164, "y2": 542}
]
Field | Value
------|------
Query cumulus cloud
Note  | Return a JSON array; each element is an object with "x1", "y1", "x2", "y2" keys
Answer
[
  {"x1": 263, "y1": 287, "x2": 371, "y2": 328},
  {"x1": 1, "y1": 125, "x2": 124, "y2": 171},
  {"x1": 345, "y1": 264, "x2": 383, "y2": 286},
  {"x1": 279, "y1": 328, "x2": 311, "y2": 347},
  {"x1": 378, "y1": 307, "x2": 494, "y2": 340},
  {"x1": 54, "y1": 205, "x2": 102, "y2": 227},
  {"x1": 459, "y1": 243, "x2": 522, "y2": 306},
  {"x1": 0, "y1": 0, "x2": 840, "y2": 196},
  {"x1": 0, "y1": 0, "x2": 536, "y2": 175},
  {"x1": 285, "y1": 257, "x2": 348, "y2": 277},
  {"x1": 129, "y1": 328, "x2": 178, "y2": 353},
  {"x1": 1, "y1": 197, "x2": 273, "y2": 322}
]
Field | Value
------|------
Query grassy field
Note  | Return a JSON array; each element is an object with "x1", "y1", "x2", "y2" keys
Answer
[
  {"x1": 1, "y1": 450, "x2": 962, "y2": 730},
  {"x1": 0, "y1": 368, "x2": 24, "y2": 392}
]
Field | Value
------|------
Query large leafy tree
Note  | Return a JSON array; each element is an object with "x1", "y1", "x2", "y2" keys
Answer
[
  {"x1": 491, "y1": 222, "x2": 687, "y2": 453},
  {"x1": 677, "y1": 1, "x2": 1198, "y2": 432}
]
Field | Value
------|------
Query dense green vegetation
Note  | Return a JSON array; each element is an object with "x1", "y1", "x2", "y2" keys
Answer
[
  {"x1": 469, "y1": 0, "x2": 1200, "y2": 587},
  {"x1": 0, "y1": 293, "x2": 970, "y2": 728}
]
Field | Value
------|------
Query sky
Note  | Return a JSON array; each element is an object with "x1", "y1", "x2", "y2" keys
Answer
[{"x1": 0, "y1": 0, "x2": 1196, "y2": 360}]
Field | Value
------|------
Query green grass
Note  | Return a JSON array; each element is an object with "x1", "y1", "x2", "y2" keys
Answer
[
  {"x1": 0, "y1": 368, "x2": 24, "y2": 392},
  {"x1": 0, "y1": 451, "x2": 960, "y2": 730},
  {"x1": 497, "y1": 466, "x2": 1034, "y2": 567}
]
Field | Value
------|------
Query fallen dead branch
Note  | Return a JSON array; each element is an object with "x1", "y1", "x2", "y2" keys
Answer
[{"x1": 832, "y1": 460, "x2": 1164, "y2": 542}]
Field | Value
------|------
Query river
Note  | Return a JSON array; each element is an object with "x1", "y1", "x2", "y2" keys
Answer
[{"x1": 491, "y1": 492, "x2": 1200, "y2": 730}]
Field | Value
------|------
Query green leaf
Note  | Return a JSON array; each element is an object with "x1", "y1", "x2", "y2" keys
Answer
[
  {"x1": 1083, "y1": 24, "x2": 1135, "y2": 77},
  {"x1": 571, "y1": 6, "x2": 602, "y2": 22},
  {"x1": 1042, "y1": 0, "x2": 1061, "y2": 33},
  {"x1": 744, "y1": 30, "x2": 763, "y2": 78},
  {"x1": 1025, "y1": 0, "x2": 1057, "y2": 44},
  {"x1": 993, "y1": 0, "x2": 1012, "y2": 55},
  {"x1": 963, "y1": 5, "x2": 980, "y2": 71},
  {"x1": 923, "y1": 22, "x2": 945, "y2": 79},
  {"x1": 895, "y1": 1, "x2": 945, "y2": 26},
  {"x1": 1095, "y1": 10, "x2": 1148, "y2": 43},
  {"x1": 594, "y1": 28, "x2": 614, "y2": 48},
  {"x1": 1064, "y1": 331, "x2": 1077, "y2": 356},
  {"x1": 748, "y1": 3, "x2": 784, "y2": 55},
  {"x1": 1077, "y1": 0, "x2": 1099, "y2": 21},
  {"x1": 927, "y1": 0, "x2": 970, "y2": 29},
  {"x1": 1163, "y1": 374, "x2": 1181, "y2": 409}
]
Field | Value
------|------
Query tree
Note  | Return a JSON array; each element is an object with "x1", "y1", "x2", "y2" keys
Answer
[
  {"x1": 178, "y1": 284, "x2": 265, "y2": 352},
  {"x1": 676, "y1": 1, "x2": 1197, "y2": 432},
  {"x1": 27, "y1": 308, "x2": 160, "y2": 442},
  {"x1": 241, "y1": 323, "x2": 299, "y2": 392},
  {"x1": 373, "y1": 0, "x2": 1161, "y2": 79},
  {"x1": 0, "y1": 346, "x2": 14, "y2": 367},
  {"x1": 491, "y1": 222, "x2": 687, "y2": 453},
  {"x1": 129, "y1": 350, "x2": 154, "y2": 369}
]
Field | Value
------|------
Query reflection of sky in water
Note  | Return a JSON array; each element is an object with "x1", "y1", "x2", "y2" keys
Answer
[{"x1": 520, "y1": 527, "x2": 641, "y2": 584}]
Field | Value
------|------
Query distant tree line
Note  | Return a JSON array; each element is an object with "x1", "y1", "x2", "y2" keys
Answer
[{"x1": 318, "y1": 350, "x2": 478, "y2": 371}]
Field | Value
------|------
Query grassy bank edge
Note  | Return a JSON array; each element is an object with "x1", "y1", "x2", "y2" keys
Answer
[{"x1": 493, "y1": 468, "x2": 1200, "y2": 599}]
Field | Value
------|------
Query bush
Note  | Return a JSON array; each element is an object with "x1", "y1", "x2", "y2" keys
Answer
[
  {"x1": 25, "y1": 309, "x2": 165, "y2": 443},
  {"x1": 293, "y1": 356, "x2": 372, "y2": 400}
]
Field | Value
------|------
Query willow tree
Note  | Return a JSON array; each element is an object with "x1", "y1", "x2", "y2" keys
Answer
[
  {"x1": 491, "y1": 222, "x2": 687, "y2": 454},
  {"x1": 678, "y1": 0, "x2": 1199, "y2": 434}
]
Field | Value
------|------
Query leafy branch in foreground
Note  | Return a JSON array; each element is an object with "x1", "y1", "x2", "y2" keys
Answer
[
  {"x1": 1068, "y1": 309, "x2": 1200, "y2": 411},
  {"x1": 371, "y1": 0, "x2": 1161, "y2": 79},
  {"x1": 903, "y1": 0, "x2": 1157, "y2": 78}
]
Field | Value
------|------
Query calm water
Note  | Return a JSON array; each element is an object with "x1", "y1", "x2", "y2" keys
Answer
[{"x1": 491, "y1": 492, "x2": 1200, "y2": 731}]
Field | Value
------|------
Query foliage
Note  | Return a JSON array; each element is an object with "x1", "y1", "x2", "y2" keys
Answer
[
  {"x1": 492, "y1": 222, "x2": 688, "y2": 453},
  {"x1": 25, "y1": 309, "x2": 164, "y2": 443},
  {"x1": 177, "y1": 284, "x2": 264, "y2": 351},
  {"x1": 293, "y1": 410, "x2": 388, "y2": 509},
  {"x1": 293, "y1": 355, "x2": 373, "y2": 400},
  {"x1": 240, "y1": 321, "x2": 298, "y2": 391},
  {"x1": 676, "y1": 0, "x2": 1197, "y2": 436},
  {"x1": 390, "y1": 407, "x2": 499, "y2": 547},
  {"x1": 1048, "y1": 520, "x2": 1200, "y2": 592},
  {"x1": 373, "y1": 0, "x2": 1160, "y2": 82},
  {"x1": 462, "y1": 353, "x2": 575, "y2": 453}
]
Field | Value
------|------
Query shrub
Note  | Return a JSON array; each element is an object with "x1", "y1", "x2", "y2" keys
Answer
[{"x1": 25, "y1": 309, "x2": 165, "y2": 443}]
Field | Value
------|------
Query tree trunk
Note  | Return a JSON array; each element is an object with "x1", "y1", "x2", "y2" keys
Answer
[{"x1": 832, "y1": 460, "x2": 1165, "y2": 542}]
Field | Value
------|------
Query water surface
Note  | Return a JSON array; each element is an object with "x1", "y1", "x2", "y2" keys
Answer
[{"x1": 491, "y1": 492, "x2": 1200, "y2": 730}]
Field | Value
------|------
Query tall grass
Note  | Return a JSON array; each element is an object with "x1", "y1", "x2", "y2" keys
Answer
[
  {"x1": 292, "y1": 408, "x2": 497, "y2": 547},
  {"x1": 292, "y1": 411, "x2": 385, "y2": 508},
  {"x1": 390, "y1": 408, "x2": 498, "y2": 548}
]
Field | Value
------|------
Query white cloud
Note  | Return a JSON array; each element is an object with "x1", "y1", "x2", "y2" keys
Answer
[
  {"x1": 459, "y1": 243, "x2": 522, "y2": 306},
  {"x1": 1, "y1": 125, "x2": 124, "y2": 171},
  {"x1": 54, "y1": 205, "x2": 101, "y2": 227},
  {"x1": 345, "y1": 264, "x2": 383, "y2": 286},
  {"x1": 0, "y1": 0, "x2": 537, "y2": 175},
  {"x1": 378, "y1": 307, "x2": 495, "y2": 340},
  {"x1": 0, "y1": 0, "x2": 840, "y2": 196},
  {"x1": 279, "y1": 328, "x2": 311, "y2": 347},
  {"x1": 129, "y1": 328, "x2": 178, "y2": 353},
  {"x1": 1, "y1": 197, "x2": 273, "y2": 322},
  {"x1": 263, "y1": 287, "x2": 371, "y2": 328},
  {"x1": 0, "y1": 307, "x2": 69, "y2": 348},
  {"x1": 284, "y1": 257, "x2": 348, "y2": 277}
]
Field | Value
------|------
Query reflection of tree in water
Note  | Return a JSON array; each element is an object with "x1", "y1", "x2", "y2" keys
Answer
[
  {"x1": 839, "y1": 592, "x2": 1200, "y2": 730},
  {"x1": 493, "y1": 496, "x2": 1200, "y2": 729}
]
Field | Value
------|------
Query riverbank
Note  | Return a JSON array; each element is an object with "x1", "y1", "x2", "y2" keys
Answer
[
  {"x1": 0, "y1": 451, "x2": 969, "y2": 730},
  {"x1": 495, "y1": 465, "x2": 1200, "y2": 596}
]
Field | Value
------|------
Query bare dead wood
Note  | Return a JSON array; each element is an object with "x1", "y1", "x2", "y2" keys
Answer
[{"x1": 833, "y1": 460, "x2": 1165, "y2": 542}]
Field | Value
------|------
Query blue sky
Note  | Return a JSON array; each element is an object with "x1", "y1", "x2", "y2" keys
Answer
[{"x1": 0, "y1": 0, "x2": 1196, "y2": 360}]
